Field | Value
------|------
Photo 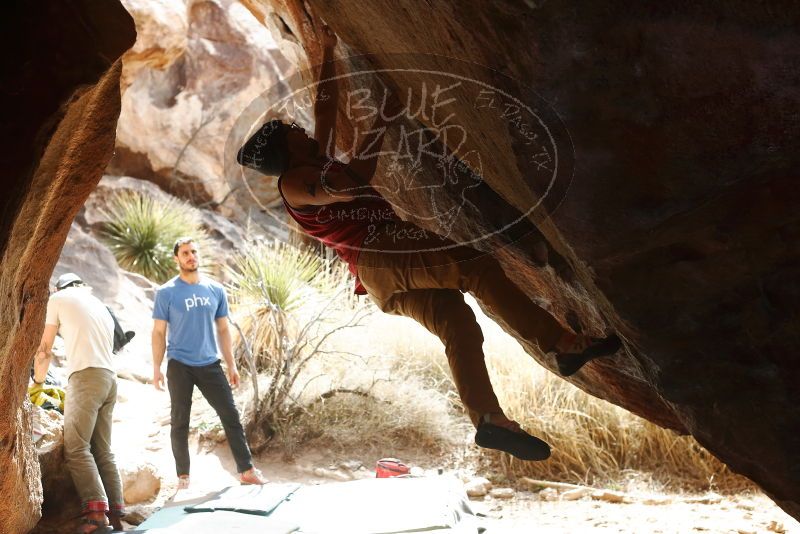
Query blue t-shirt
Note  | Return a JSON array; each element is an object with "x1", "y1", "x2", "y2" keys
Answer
[{"x1": 152, "y1": 276, "x2": 229, "y2": 366}]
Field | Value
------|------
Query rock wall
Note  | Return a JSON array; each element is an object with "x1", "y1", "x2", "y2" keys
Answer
[
  {"x1": 110, "y1": 0, "x2": 298, "y2": 227},
  {"x1": 2, "y1": 0, "x2": 799, "y2": 528},
  {"x1": 254, "y1": 0, "x2": 800, "y2": 519},
  {"x1": 0, "y1": 2, "x2": 135, "y2": 532}
]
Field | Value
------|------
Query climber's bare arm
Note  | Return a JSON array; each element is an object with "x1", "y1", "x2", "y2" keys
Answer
[
  {"x1": 284, "y1": 91, "x2": 403, "y2": 208},
  {"x1": 314, "y1": 25, "x2": 339, "y2": 158}
]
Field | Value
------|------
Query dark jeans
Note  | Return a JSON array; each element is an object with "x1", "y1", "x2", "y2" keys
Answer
[{"x1": 166, "y1": 359, "x2": 253, "y2": 475}]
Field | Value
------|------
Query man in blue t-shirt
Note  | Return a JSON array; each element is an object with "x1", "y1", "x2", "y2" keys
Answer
[{"x1": 152, "y1": 237, "x2": 266, "y2": 488}]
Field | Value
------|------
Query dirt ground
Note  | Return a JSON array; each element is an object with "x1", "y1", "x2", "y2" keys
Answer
[{"x1": 108, "y1": 377, "x2": 800, "y2": 534}]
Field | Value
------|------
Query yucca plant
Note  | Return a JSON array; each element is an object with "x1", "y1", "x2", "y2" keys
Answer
[
  {"x1": 227, "y1": 240, "x2": 324, "y2": 313},
  {"x1": 100, "y1": 191, "x2": 207, "y2": 283},
  {"x1": 225, "y1": 240, "x2": 335, "y2": 374},
  {"x1": 226, "y1": 240, "x2": 371, "y2": 452}
]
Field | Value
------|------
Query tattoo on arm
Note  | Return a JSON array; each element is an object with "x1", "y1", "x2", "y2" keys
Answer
[{"x1": 304, "y1": 181, "x2": 317, "y2": 197}]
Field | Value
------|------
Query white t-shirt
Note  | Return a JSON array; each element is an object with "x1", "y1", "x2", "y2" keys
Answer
[{"x1": 45, "y1": 286, "x2": 115, "y2": 377}]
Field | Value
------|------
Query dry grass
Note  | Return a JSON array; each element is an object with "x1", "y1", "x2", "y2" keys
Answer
[
  {"x1": 259, "y1": 293, "x2": 462, "y2": 459},
  {"x1": 288, "y1": 293, "x2": 751, "y2": 493},
  {"x1": 484, "y1": 348, "x2": 751, "y2": 492},
  {"x1": 232, "y1": 252, "x2": 749, "y2": 492}
]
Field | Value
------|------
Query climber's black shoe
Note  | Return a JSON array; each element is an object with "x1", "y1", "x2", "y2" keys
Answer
[
  {"x1": 555, "y1": 334, "x2": 622, "y2": 377},
  {"x1": 474, "y1": 423, "x2": 551, "y2": 461}
]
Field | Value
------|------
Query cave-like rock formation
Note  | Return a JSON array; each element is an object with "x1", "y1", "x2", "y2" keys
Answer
[
  {"x1": 2, "y1": 0, "x2": 799, "y2": 530},
  {"x1": 245, "y1": 0, "x2": 800, "y2": 519},
  {"x1": 0, "y1": 2, "x2": 135, "y2": 531}
]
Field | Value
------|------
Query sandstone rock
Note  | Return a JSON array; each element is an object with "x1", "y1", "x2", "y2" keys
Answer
[
  {"x1": 120, "y1": 462, "x2": 161, "y2": 504},
  {"x1": 1, "y1": 2, "x2": 134, "y2": 529},
  {"x1": 641, "y1": 495, "x2": 673, "y2": 506},
  {"x1": 489, "y1": 488, "x2": 515, "y2": 500},
  {"x1": 34, "y1": 406, "x2": 81, "y2": 530},
  {"x1": 464, "y1": 477, "x2": 492, "y2": 498},
  {"x1": 337, "y1": 459, "x2": 364, "y2": 472},
  {"x1": 591, "y1": 490, "x2": 627, "y2": 504},
  {"x1": 112, "y1": 0, "x2": 298, "y2": 236},
  {"x1": 262, "y1": 0, "x2": 800, "y2": 519},
  {"x1": 538, "y1": 488, "x2": 559, "y2": 502},
  {"x1": 121, "y1": 507, "x2": 147, "y2": 526},
  {"x1": 561, "y1": 487, "x2": 593, "y2": 501},
  {"x1": 683, "y1": 493, "x2": 723, "y2": 505},
  {"x1": 767, "y1": 520, "x2": 786, "y2": 533}
]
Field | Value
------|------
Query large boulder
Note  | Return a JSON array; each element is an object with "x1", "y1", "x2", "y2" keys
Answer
[
  {"x1": 30, "y1": 407, "x2": 82, "y2": 534},
  {"x1": 2, "y1": 0, "x2": 799, "y2": 528},
  {"x1": 120, "y1": 462, "x2": 161, "y2": 505},
  {"x1": 245, "y1": 0, "x2": 800, "y2": 518},
  {"x1": 110, "y1": 0, "x2": 299, "y2": 229}
]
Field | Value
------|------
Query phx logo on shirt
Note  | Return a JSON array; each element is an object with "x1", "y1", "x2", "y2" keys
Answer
[{"x1": 185, "y1": 293, "x2": 212, "y2": 311}]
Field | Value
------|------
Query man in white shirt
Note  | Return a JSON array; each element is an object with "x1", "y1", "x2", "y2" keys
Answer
[{"x1": 34, "y1": 273, "x2": 124, "y2": 533}]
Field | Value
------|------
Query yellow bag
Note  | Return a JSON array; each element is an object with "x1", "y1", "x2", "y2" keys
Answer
[{"x1": 29, "y1": 384, "x2": 66, "y2": 413}]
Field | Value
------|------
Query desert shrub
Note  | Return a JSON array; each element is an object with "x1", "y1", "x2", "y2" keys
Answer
[
  {"x1": 100, "y1": 191, "x2": 208, "y2": 283},
  {"x1": 225, "y1": 240, "x2": 341, "y2": 373},
  {"x1": 226, "y1": 240, "x2": 372, "y2": 451}
]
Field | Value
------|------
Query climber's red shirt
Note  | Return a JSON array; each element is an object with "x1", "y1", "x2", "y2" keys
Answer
[{"x1": 277, "y1": 163, "x2": 400, "y2": 295}]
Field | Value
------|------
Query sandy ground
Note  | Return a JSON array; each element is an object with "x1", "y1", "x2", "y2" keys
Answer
[{"x1": 108, "y1": 377, "x2": 800, "y2": 533}]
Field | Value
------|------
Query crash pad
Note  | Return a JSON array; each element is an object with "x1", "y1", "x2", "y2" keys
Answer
[
  {"x1": 184, "y1": 483, "x2": 300, "y2": 515},
  {"x1": 131, "y1": 476, "x2": 480, "y2": 533}
]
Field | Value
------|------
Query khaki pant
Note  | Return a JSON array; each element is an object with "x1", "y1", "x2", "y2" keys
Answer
[
  {"x1": 357, "y1": 222, "x2": 565, "y2": 427},
  {"x1": 64, "y1": 367, "x2": 123, "y2": 512}
]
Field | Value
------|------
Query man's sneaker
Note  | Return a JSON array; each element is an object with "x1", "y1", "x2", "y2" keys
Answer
[
  {"x1": 177, "y1": 475, "x2": 190, "y2": 490},
  {"x1": 474, "y1": 422, "x2": 551, "y2": 461},
  {"x1": 555, "y1": 334, "x2": 622, "y2": 376},
  {"x1": 240, "y1": 467, "x2": 267, "y2": 485}
]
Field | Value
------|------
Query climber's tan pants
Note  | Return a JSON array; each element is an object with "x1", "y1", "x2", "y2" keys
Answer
[
  {"x1": 64, "y1": 367, "x2": 124, "y2": 512},
  {"x1": 357, "y1": 223, "x2": 565, "y2": 427}
]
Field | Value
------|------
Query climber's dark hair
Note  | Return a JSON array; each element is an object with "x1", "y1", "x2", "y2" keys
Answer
[{"x1": 236, "y1": 119, "x2": 290, "y2": 177}]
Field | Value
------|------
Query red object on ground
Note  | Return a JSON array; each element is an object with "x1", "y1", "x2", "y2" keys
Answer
[{"x1": 375, "y1": 458, "x2": 410, "y2": 478}]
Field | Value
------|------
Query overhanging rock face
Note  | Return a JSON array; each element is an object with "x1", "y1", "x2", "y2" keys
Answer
[
  {"x1": 0, "y1": 2, "x2": 135, "y2": 532},
  {"x1": 252, "y1": 0, "x2": 800, "y2": 518},
  {"x1": 2, "y1": 0, "x2": 799, "y2": 529}
]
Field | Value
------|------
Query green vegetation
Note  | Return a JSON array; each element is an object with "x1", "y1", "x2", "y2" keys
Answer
[{"x1": 100, "y1": 191, "x2": 207, "y2": 283}]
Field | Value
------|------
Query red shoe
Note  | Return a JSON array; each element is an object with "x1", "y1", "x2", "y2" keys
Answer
[{"x1": 239, "y1": 467, "x2": 267, "y2": 485}]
